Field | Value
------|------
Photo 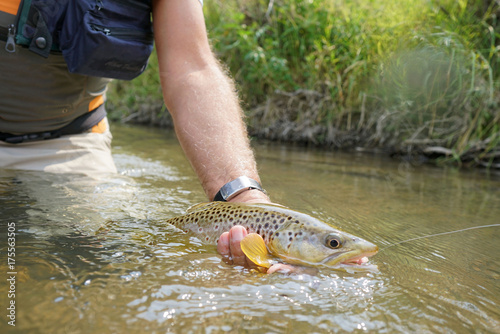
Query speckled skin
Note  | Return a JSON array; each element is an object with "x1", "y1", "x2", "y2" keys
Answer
[
  {"x1": 165, "y1": 202, "x2": 378, "y2": 267},
  {"x1": 166, "y1": 202, "x2": 313, "y2": 244}
]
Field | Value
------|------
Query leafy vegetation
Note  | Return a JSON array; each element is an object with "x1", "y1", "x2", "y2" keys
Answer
[{"x1": 107, "y1": 0, "x2": 500, "y2": 168}]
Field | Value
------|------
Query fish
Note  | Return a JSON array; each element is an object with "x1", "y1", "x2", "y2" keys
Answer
[{"x1": 165, "y1": 202, "x2": 378, "y2": 270}]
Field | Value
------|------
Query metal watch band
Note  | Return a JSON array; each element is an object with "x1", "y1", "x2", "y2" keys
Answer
[{"x1": 213, "y1": 176, "x2": 265, "y2": 202}]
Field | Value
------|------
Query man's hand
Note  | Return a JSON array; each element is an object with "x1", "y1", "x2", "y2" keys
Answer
[
  {"x1": 216, "y1": 194, "x2": 311, "y2": 275},
  {"x1": 216, "y1": 225, "x2": 253, "y2": 266},
  {"x1": 216, "y1": 225, "x2": 310, "y2": 274}
]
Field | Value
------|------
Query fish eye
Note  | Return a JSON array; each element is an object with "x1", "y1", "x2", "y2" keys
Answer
[{"x1": 326, "y1": 235, "x2": 342, "y2": 249}]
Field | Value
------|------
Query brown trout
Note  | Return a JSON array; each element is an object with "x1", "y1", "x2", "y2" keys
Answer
[{"x1": 166, "y1": 202, "x2": 378, "y2": 269}]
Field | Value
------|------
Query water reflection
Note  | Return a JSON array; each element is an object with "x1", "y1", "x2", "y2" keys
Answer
[{"x1": 0, "y1": 123, "x2": 499, "y2": 333}]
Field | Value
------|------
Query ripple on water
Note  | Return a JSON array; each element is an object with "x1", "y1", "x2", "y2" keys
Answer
[{"x1": 1, "y1": 125, "x2": 499, "y2": 333}]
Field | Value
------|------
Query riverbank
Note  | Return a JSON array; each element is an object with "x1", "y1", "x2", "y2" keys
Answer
[{"x1": 107, "y1": 0, "x2": 499, "y2": 168}]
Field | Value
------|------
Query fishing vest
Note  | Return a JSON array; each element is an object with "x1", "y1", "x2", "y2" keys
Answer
[{"x1": 0, "y1": 0, "x2": 154, "y2": 135}]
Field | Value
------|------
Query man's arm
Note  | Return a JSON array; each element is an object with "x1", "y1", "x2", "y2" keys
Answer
[
  {"x1": 152, "y1": 0, "x2": 269, "y2": 203},
  {"x1": 152, "y1": 0, "x2": 270, "y2": 266}
]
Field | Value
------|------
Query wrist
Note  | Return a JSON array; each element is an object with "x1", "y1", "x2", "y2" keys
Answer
[
  {"x1": 212, "y1": 176, "x2": 268, "y2": 202},
  {"x1": 228, "y1": 188, "x2": 271, "y2": 203}
]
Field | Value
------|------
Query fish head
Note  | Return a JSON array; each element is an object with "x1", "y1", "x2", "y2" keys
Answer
[{"x1": 267, "y1": 223, "x2": 378, "y2": 268}]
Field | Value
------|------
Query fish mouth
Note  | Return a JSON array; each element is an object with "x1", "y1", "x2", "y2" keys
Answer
[
  {"x1": 340, "y1": 250, "x2": 378, "y2": 265},
  {"x1": 321, "y1": 247, "x2": 379, "y2": 267}
]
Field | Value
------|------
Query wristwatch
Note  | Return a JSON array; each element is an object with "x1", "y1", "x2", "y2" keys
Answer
[{"x1": 213, "y1": 176, "x2": 266, "y2": 202}]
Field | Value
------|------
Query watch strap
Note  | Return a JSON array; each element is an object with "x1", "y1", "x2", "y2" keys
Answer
[{"x1": 213, "y1": 176, "x2": 265, "y2": 202}]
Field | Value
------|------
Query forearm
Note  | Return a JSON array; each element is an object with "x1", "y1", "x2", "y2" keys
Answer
[
  {"x1": 152, "y1": 0, "x2": 269, "y2": 202},
  {"x1": 163, "y1": 64, "x2": 267, "y2": 201}
]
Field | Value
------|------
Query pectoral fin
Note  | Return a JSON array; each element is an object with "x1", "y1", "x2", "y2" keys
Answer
[{"x1": 240, "y1": 233, "x2": 272, "y2": 268}]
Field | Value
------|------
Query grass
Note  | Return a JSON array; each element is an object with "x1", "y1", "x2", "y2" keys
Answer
[{"x1": 107, "y1": 0, "x2": 500, "y2": 168}]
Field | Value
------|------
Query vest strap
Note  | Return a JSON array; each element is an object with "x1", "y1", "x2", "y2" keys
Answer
[{"x1": 27, "y1": 7, "x2": 51, "y2": 57}]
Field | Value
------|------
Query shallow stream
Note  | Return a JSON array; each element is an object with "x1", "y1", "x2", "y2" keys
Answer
[{"x1": 1, "y1": 124, "x2": 499, "y2": 333}]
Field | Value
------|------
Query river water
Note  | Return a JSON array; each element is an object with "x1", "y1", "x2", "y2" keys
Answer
[{"x1": 1, "y1": 123, "x2": 499, "y2": 333}]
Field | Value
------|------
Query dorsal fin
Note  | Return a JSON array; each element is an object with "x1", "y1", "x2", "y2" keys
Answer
[{"x1": 186, "y1": 202, "x2": 220, "y2": 213}]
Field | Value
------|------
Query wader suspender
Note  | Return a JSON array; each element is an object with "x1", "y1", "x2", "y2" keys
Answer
[{"x1": 27, "y1": 3, "x2": 52, "y2": 57}]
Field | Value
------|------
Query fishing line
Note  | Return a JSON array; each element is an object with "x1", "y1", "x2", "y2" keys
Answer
[{"x1": 380, "y1": 224, "x2": 500, "y2": 251}]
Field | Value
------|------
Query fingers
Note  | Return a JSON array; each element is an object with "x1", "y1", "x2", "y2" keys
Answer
[
  {"x1": 217, "y1": 225, "x2": 310, "y2": 274},
  {"x1": 266, "y1": 263, "x2": 295, "y2": 274},
  {"x1": 228, "y1": 226, "x2": 248, "y2": 266},
  {"x1": 267, "y1": 263, "x2": 318, "y2": 275},
  {"x1": 216, "y1": 231, "x2": 230, "y2": 256},
  {"x1": 217, "y1": 225, "x2": 248, "y2": 266}
]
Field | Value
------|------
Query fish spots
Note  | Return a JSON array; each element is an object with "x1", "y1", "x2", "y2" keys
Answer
[{"x1": 264, "y1": 222, "x2": 269, "y2": 229}]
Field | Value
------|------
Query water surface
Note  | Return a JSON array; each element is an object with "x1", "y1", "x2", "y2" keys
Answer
[{"x1": 1, "y1": 123, "x2": 499, "y2": 333}]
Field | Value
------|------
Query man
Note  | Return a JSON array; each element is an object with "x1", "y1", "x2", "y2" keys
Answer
[{"x1": 0, "y1": 0, "x2": 272, "y2": 269}]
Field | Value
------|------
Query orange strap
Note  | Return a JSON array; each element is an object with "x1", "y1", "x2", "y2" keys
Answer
[
  {"x1": 91, "y1": 118, "x2": 108, "y2": 134},
  {"x1": 88, "y1": 95, "x2": 107, "y2": 133},
  {"x1": 88, "y1": 95, "x2": 104, "y2": 112},
  {"x1": 0, "y1": 0, "x2": 22, "y2": 15}
]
